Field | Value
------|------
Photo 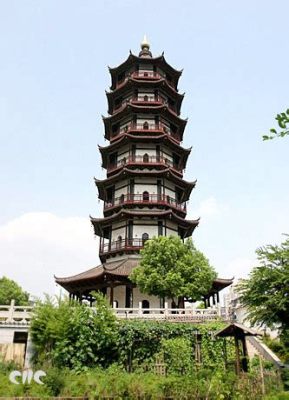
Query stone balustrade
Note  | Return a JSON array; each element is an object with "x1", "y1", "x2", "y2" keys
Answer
[
  {"x1": 0, "y1": 300, "x2": 229, "y2": 326},
  {"x1": 0, "y1": 300, "x2": 32, "y2": 325}
]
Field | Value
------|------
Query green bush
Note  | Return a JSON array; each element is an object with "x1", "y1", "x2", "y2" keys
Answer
[{"x1": 30, "y1": 293, "x2": 119, "y2": 371}]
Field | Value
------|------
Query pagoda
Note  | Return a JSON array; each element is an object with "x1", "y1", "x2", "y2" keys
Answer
[{"x1": 55, "y1": 38, "x2": 232, "y2": 308}]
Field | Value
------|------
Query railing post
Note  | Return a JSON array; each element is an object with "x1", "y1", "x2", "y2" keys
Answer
[
  {"x1": 164, "y1": 302, "x2": 169, "y2": 317},
  {"x1": 8, "y1": 299, "x2": 15, "y2": 323},
  {"x1": 138, "y1": 301, "x2": 143, "y2": 316}
]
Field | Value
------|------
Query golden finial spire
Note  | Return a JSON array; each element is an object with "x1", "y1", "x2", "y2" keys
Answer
[{"x1": 141, "y1": 34, "x2": 150, "y2": 50}]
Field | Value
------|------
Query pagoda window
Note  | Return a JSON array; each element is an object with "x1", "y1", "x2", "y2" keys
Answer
[
  {"x1": 143, "y1": 95, "x2": 148, "y2": 102},
  {"x1": 142, "y1": 233, "x2": 149, "y2": 245},
  {"x1": 134, "y1": 89, "x2": 138, "y2": 100},
  {"x1": 154, "y1": 90, "x2": 158, "y2": 100},
  {"x1": 143, "y1": 153, "x2": 149, "y2": 163},
  {"x1": 143, "y1": 121, "x2": 149, "y2": 130},
  {"x1": 119, "y1": 194, "x2": 124, "y2": 204},
  {"x1": 143, "y1": 191, "x2": 149, "y2": 201}
]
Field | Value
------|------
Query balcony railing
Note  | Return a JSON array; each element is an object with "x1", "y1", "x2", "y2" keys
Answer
[
  {"x1": 100, "y1": 238, "x2": 144, "y2": 254},
  {"x1": 113, "y1": 97, "x2": 177, "y2": 114},
  {"x1": 115, "y1": 71, "x2": 176, "y2": 89},
  {"x1": 104, "y1": 193, "x2": 186, "y2": 212},
  {"x1": 107, "y1": 155, "x2": 182, "y2": 172},
  {"x1": 131, "y1": 71, "x2": 162, "y2": 80},
  {"x1": 111, "y1": 123, "x2": 179, "y2": 142}
]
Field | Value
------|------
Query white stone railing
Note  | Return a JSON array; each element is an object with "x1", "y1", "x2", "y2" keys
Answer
[
  {"x1": 113, "y1": 302, "x2": 229, "y2": 322},
  {"x1": 0, "y1": 301, "x2": 229, "y2": 326},
  {"x1": 0, "y1": 300, "x2": 32, "y2": 325}
]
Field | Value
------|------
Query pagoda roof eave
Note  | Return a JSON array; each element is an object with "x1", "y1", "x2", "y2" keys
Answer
[
  {"x1": 103, "y1": 103, "x2": 187, "y2": 125},
  {"x1": 98, "y1": 135, "x2": 191, "y2": 169},
  {"x1": 108, "y1": 52, "x2": 182, "y2": 76},
  {"x1": 94, "y1": 168, "x2": 196, "y2": 200},
  {"x1": 90, "y1": 210, "x2": 199, "y2": 237},
  {"x1": 55, "y1": 258, "x2": 140, "y2": 293},
  {"x1": 106, "y1": 78, "x2": 184, "y2": 100},
  {"x1": 98, "y1": 134, "x2": 191, "y2": 155},
  {"x1": 106, "y1": 80, "x2": 184, "y2": 115}
]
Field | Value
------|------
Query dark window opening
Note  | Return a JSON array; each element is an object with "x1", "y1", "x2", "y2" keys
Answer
[{"x1": 143, "y1": 191, "x2": 149, "y2": 201}]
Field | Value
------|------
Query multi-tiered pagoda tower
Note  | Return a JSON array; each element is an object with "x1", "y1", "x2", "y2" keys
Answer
[{"x1": 55, "y1": 39, "x2": 232, "y2": 308}]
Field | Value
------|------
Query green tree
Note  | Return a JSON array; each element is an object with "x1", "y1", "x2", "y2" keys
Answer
[
  {"x1": 0, "y1": 276, "x2": 29, "y2": 305},
  {"x1": 30, "y1": 293, "x2": 118, "y2": 371},
  {"x1": 237, "y1": 236, "x2": 289, "y2": 341},
  {"x1": 263, "y1": 109, "x2": 289, "y2": 140},
  {"x1": 130, "y1": 236, "x2": 216, "y2": 305}
]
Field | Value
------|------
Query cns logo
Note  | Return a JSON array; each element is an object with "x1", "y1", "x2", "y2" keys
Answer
[{"x1": 9, "y1": 369, "x2": 46, "y2": 385}]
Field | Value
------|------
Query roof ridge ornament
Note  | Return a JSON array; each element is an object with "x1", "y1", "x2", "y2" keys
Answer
[{"x1": 139, "y1": 35, "x2": 152, "y2": 58}]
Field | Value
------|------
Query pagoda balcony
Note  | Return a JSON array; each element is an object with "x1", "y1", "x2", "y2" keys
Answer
[
  {"x1": 99, "y1": 238, "x2": 144, "y2": 256},
  {"x1": 104, "y1": 193, "x2": 187, "y2": 213},
  {"x1": 107, "y1": 155, "x2": 182, "y2": 174},
  {"x1": 111, "y1": 123, "x2": 180, "y2": 143},
  {"x1": 115, "y1": 71, "x2": 175, "y2": 90},
  {"x1": 113, "y1": 97, "x2": 177, "y2": 115}
]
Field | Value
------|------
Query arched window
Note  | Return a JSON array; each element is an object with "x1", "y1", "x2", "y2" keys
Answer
[
  {"x1": 119, "y1": 194, "x2": 124, "y2": 204},
  {"x1": 143, "y1": 191, "x2": 149, "y2": 201},
  {"x1": 142, "y1": 233, "x2": 149, "y2": 243},
  {"x1": 142, "y1": 299, "x2": 150, "y2": 314},
  {"x1": 143, "y1": 95, "x2": 148, "y2": 102},
  {"x1": 143, "y1": 153, "x2": 149, "y2": 163},
  {"x1": 143, "y1": 121, "x2": 149, "y2": 130}
]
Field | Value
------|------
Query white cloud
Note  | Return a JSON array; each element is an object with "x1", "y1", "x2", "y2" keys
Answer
[
  {"x1": 188, "y1": 196, "x2": 223, "y2": 221},
  {"x1": 0, "y1": 212, "x2": 99, "y2": 299},
  {"x1": 225, "y1": 257, "x2": 257, "y2": 280}
]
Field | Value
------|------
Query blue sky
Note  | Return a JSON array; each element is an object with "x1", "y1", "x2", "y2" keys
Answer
[{"x1": 0, "y1": 0, "x2": 288, "y2": 297}]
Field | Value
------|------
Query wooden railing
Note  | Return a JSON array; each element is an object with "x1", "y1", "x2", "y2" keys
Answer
[
  {"x1": 113, "y1": 95, "x2": 177, "y2": 115},
  {"x1": 0, "y1": 300, "x2": 32, "y2": 325},
  {"x1": 104, "y1": 193, "x2": 186, "y2": 212},
  {"x1": 100, "y1": 238, "x2": 144, "y2": 254},
  {"x1": 107, "y1": 155, "x2": 182, "y2": 172},
  {"x1": 115, "y1": 71, "x2": 176, "y2": 90},
  {"x1": 111, "y1": 123, "x2": 180, "y2": 142}
]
